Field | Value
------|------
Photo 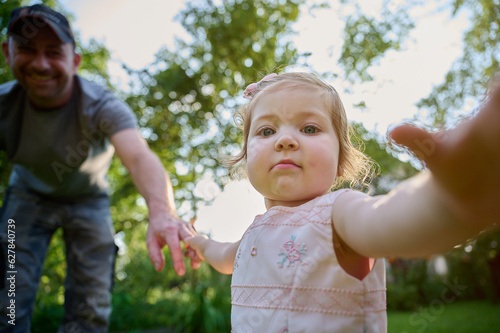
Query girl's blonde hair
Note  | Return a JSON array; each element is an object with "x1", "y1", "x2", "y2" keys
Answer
[{"x1": 225, "y1": 71, "x2": 374, "y2": 189}]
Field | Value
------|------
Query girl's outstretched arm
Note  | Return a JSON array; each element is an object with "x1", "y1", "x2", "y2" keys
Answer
[
  {"x1": 333, "y1": 75, "x2": 500, "y2": 259},
  {"x1": 184, "y1": 236, "x2": 241, "y2": 274}
]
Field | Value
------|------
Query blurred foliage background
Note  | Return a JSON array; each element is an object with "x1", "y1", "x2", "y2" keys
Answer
[{"x1": 1, "y1": 0, "x2": 499, "y2": 331}]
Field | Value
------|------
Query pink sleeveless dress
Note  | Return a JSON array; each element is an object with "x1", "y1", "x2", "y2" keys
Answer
[{"x1": 231, "y1": 190, "x2": 386, "y2": 333}]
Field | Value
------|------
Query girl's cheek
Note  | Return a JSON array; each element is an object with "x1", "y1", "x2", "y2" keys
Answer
[{"x1": 247, "y1": 139, "x2": 262, "y2": 160}]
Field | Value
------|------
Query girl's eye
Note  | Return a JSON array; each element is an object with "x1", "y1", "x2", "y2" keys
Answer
[
  {"x1": 260, "y1": 128, "x2": 275, "y2": 136},
  {"x1": 302, "y1": 125, "x2": 319, "y2": 134}
]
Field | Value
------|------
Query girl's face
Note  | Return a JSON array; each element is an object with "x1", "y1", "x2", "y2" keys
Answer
[{"x1": 246, "y1": 85, "x2": 341, "y2": 209}]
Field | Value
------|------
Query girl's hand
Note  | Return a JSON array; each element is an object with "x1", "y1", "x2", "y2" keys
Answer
[
  {"x1": 389, "y1": 75, "x2": 500, "y2": 230},
  {"x1": 184, "y1": 235, "x2": 209, "y2": 262}
]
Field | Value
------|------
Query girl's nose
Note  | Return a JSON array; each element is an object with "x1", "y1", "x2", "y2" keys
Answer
[{"x1": 275, "y1": 133, "x2": 299, "y2": 151}]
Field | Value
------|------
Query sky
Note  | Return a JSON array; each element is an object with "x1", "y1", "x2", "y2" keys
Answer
[{"x1": 60, "y1": 0, "x2": 470, "y2": 242}]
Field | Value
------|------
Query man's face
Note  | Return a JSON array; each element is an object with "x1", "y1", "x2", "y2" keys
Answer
[{"x1": 2, "y1": 25, "x2": 81, "y2": 109}]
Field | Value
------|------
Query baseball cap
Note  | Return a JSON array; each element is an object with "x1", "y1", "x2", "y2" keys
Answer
[{"x1": 7, "y1": 4, "x2": 75, "y2": 45}]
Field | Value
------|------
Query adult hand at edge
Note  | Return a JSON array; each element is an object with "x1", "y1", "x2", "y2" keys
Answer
[{"x1": 146, "y1": 212, "x2": 201, "y2": 275}]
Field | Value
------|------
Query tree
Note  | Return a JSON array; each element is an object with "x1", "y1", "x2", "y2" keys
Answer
[
  {"x1": 337, "y1": 0, "x2": 499, "y2": 124},
  {"x1": 416, "y1": 0, "x2": 500, "y2": 125},
  {"x1": 338, "y1": 0, "x2": 415, "y2": 83},
  {"x1": 119, "y1": 0, "x2": 306, "y2": 225}
]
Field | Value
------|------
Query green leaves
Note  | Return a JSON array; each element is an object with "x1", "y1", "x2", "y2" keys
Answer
[
  {"x1": 120, "y1": 0, "x2": 305, "y2": 219},
  {"x1": 339, "y1": 3, "x2": 415, "y2": 83},
  {"x1": 78, "y1": 38, "x2": 112, "y2": 88},
  {"x1": 417, "y1": 0, "x2": 500, "y2": 126}
]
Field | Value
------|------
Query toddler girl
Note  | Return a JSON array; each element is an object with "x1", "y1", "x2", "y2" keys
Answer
[{"x1": 186, "y1": 71, "x2": 500, "y2": 332}]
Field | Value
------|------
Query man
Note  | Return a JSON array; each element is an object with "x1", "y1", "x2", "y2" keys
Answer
[{"x1": 0, "y1": 4, "x2": 198, "y2": 332}]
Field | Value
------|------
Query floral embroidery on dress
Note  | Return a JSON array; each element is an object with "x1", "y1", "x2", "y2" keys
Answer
[{"x1": 278, "y1": 234, "x2": 307, "y2": 268}]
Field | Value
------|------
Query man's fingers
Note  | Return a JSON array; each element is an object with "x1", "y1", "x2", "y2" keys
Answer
[
  {"x1": 146, "y1": 237, "x2": 165, "y2": 272},
  {"x1": 165, "y1": 232, "x2": 186, "y2": 276},
  {"x1": 190, "y1": 258, "x2": 201, "y2": 270},
  {"x1": 148, "y1": 217, "x2": 202, "y2": 275}
]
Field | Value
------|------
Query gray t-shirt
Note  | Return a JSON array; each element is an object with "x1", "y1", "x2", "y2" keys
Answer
[{"x1": 0, "y1": 75, "x2": 137, "y2": 199}]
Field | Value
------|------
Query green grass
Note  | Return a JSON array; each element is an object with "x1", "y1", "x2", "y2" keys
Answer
[
  {"x1": 388, "y1": 300, "x2": 500, "y2": 333},
  {"x1": 33, "y1": 299, "x2": 500, "y2": 332}
]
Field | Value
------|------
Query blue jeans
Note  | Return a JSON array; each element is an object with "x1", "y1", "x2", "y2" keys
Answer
[{"x1": 0, "y1": 187, "x2": 117, "y2": 333}]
